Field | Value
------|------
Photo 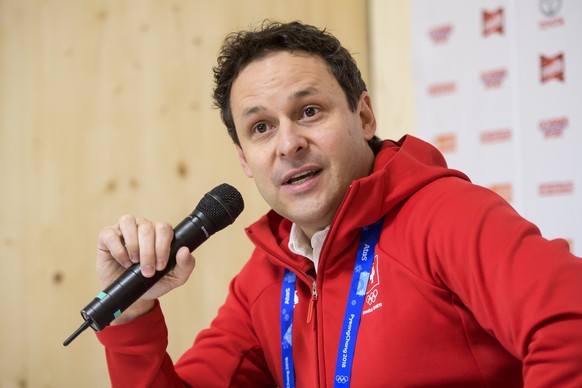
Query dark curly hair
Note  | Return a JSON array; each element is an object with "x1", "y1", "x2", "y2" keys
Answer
[{"x1": 212, "y1": 20, "x2": 382, "y2": 153}]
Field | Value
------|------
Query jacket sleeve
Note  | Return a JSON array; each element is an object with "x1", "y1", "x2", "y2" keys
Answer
[
  {"x1": 96, "y1": 275, "x2": 277, "y2": 388},
  {"x1": 421, "y1": 179, "x2": 582, "y2": 387},
  {"x1": 96, "y1": 300, "x2": 186, "y2": 387}
]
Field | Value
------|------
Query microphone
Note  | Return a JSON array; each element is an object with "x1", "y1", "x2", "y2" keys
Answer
[{"x1": 63, "y1": 183, "x2": 244, "y2": 346}]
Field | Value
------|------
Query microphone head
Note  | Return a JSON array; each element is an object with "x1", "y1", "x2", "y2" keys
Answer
[{"x1": 197, "y1": 183, "x2": 244, "y2": 231}]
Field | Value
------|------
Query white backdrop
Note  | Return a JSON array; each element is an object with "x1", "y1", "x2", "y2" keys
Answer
[{"x1": 410, "y1": 0, "x2": 581, "y2": 255}]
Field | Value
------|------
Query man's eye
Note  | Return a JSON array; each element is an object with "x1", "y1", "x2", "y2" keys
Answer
[
  {"x1": 253, "y1": 123, "x2": 268, "y2": 134},
  {"x1": 304, "y1": 107, "x2": 318, "y2": 117}
]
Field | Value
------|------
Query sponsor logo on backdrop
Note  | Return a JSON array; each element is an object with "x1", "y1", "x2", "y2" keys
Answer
[
  {"x1": 480, "y1": 128, "x2": 512, "y2": 143},
  {"x1": 483, "y1": 8, "x2": 504, "y2": 37},
  {"x1": 539, "y1": 181, "x2": 574, "y2": 196},
  {"x1": 489, "y1": 183, "x2": 513, "y2": 203},
  {"x1": 434, "y1": 133, "x2": 457, "y2": 153},
  {"x1": 539, "y1": 17, "x2": 564, "y2": 30},
  {"x1": 541, "y1": 53, "x2": 565, "y2": 83},
  {"x1": 540, "y1": 0, "x2": 562, "y2": 17},
  {"x1": 428, "y1": 81, "x2": 457, "y2": 97},
  {"x1": 539, "y1": 116, "x2": 569, "y2": 138},
  {"x1": 565, "y1": 238, "x2": 574, "y2": 253},
  {"x1": 481, "y1": 68, "x2": 508, "y2": 89},
  {"x1": 429, "y1": 24, "x2": 453, "y2": 44},
  {"x1": 539, "y1": 0, "x2": 564, "y2": 30}
]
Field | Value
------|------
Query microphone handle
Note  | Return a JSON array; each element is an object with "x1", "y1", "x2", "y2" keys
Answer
[
  {"x1": 80, "y1": 237, "x2": 181, "y2": 331},
  {"x1": 81, "y1": 212, "x2": 210, "y2": 331},
  {"x1": 63, "y1": 183, "x2": 244, "y2": 347}
]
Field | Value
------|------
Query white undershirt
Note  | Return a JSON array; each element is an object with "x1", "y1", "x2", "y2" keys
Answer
[{"x1": 288, "y1": 223, "x2": 331, "y2": 273}]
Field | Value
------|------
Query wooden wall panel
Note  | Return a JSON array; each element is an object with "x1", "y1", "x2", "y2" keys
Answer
[
  {"x1": 0, "y1": 0, "x2": 369, "y2": 386},
  {"x1": 369, "y1": 0, "x2": 416, "y2": 140}
]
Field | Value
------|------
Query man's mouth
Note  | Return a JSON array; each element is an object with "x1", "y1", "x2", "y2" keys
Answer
[{"x1": 285, "y1": 169, "x2": 321, "y2": 185}]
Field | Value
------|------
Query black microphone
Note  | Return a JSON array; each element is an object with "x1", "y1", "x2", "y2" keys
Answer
[{"x1": 63, "y1": 183, "x2": 244, "y2": 346}]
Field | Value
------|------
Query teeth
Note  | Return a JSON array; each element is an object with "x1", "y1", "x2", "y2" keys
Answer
[{"x1": 287, "y1": 170, "x2": 318, "y2": 184}]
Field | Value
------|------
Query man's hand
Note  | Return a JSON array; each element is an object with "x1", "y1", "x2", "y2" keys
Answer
[{"x1": 96, "y1": 214, "x2": 196, "y2": 324}]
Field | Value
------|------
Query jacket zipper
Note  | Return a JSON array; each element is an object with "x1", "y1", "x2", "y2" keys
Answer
[
  {"x1": 306, "y1": 278, "x2": 318, "y2": 324},
  {"x1": 248, "y1": 234, "x2": 319, "y2": 325}
]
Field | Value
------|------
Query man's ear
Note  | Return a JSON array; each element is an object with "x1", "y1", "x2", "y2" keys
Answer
[
  {"x1": 236, "y1": 145, "x2": 253, "y2": 178},
  {"x1": 359, "y1": 92, "x2": 377, "y2": 141}
]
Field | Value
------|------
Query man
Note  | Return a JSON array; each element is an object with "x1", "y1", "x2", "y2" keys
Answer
[{"x1": 95, "y1": 21, "x2": 582, "y2": 387}]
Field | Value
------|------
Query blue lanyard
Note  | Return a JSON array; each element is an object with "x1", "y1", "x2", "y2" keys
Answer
[
  {"x1": 280, "y1": 269, "x2": 297, "y2": 388},
  {"x1": 280, "y1": 219, "x2": 383, "y2": 387}
]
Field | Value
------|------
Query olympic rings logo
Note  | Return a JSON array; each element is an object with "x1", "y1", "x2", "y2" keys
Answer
[
  {"x1": 335, "y1": 375, "x2": 349, "y2": 384},
  {"x1": 366, "y1": 289, "x2": 379, "y2": 305}
]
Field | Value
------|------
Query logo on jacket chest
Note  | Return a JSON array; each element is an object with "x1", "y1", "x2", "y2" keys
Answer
[{"x1": 362, "y1": 254, "x2": 382, "y2": 315}]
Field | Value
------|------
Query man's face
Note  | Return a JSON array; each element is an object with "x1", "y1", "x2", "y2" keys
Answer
[{"x1": 230, "y1": 51, "x2": 377, "y2": 238}]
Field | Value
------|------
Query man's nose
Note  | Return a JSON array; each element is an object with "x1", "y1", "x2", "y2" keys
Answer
[{"x1": 276, "y1": 120, "x2": 308, "y2": 157}]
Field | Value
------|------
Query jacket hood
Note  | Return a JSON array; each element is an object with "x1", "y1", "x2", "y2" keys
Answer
[
  {"x1": 245, "y1": 135, "x2": 469, "y2": 268},
  {"x1": 352, "y1": 134, "x2": 469, "y2": 226}
]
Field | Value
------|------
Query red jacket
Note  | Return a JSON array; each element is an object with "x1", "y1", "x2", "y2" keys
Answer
[{"x1": 98, "y1": 135, "x2": 582, "y2": 387}]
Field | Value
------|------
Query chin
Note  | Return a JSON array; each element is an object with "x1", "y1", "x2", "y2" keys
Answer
[{"x1": 291, "y1": 208, "x2": 333, "y2": 229}]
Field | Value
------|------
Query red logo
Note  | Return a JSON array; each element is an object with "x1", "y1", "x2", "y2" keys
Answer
[
  {"x1": 539, "y1": 181, "x2": 574, "y2": 196},
  {"x1": 434, "y1": 133, "x2": 457, "y2": 154},
  {"x1": 480, "y1": 128, "x2": 512, "y2": 144},
  {"x1": 539, "y1": 17, "x2": 564, "y2": 30},
  {"x1": 539, "y1": 11, "x2": 565, "y2": 30},
  {"x1": 541, "y1": 53, "x2": 565, "y2": 83},
  {"x1": 483, "y1": 8, "x2": 504, "y2": 36},
  {"x1": 538, "y1": 0, "x2": 564, "y2": 30},
  {"x1": 428, "y1": 81, "x2": 457, "y2": 97},
  {"x1": 565, "y1": 238, "x2": 574, "y2": 253},
  {"x1": 429, "y1": 24, "x2": 453, "y2": 44},
  {"x1": 539, "y1": 117, "x2": 569, "y2": 138},
  {"x1": 489, "y1": 183, "x2": 513, "y2": 203},
  {"x1": 481, "y1": 68, "x2": 508, "y2": 88}
]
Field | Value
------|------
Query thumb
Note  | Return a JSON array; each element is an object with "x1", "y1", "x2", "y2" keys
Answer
[{"x1": 172, "y1": 246, "x2": 196, "y2": 281}]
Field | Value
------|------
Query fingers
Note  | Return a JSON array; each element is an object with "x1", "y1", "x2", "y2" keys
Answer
[
  {"x1": 172, "y1": 246, "x2": 196, "y2": 286},
  {"x1": 154, "y1": 221, "x2": 173, "y2": 271},
  {"x1": 97, "y1": 224, "x2": 132, "y2": 269},
  {"x1": 98, "y1": 215, "x2": 175, "y2": 278},
  {"x1": 135, "y1": 218, "x2": 156, "y2": 277},
  {"x1": 118, "y1": 215, "x2": 139, "y2": 264}
]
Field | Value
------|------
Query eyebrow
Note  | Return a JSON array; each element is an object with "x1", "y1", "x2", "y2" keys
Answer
[
  {"x1": 291, "y1": 86, "x2": 319, "y2": 100},
  {"x1": 242, "y1": 105, "x2": 265, "y2": 117},
  {"x1": 241, "y1": 86, "x2": 321, "y2": 118}
]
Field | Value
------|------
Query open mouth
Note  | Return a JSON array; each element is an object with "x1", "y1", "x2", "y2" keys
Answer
[{"x1": 285, "y1": 169, "x2": 321, "y2": 185}]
